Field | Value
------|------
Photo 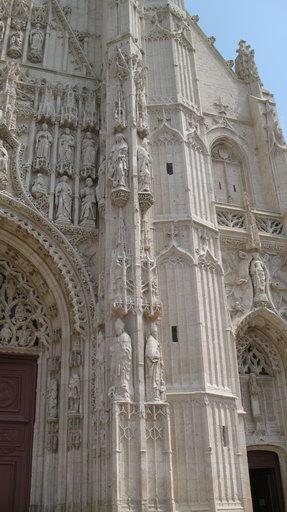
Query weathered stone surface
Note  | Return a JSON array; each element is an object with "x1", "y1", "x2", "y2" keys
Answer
[{"x1": 0, "y1": 1, "x2": 286, "y2": 511}]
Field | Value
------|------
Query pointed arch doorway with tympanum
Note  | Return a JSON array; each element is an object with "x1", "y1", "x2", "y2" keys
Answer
[
  {"x1": 0, "y1": 354, "x2": 37, "y2": 512},
  {"x1": 248, "y1": 450, "x2": 285, "y2": 512}
]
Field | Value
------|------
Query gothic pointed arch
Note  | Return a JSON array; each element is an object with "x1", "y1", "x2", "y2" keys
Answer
[
  {"x1": 0, "y1": 193, "x2": 96, "y2": 336},
  {"x1": 150, "y1": 122, "x2": 184, "y2": 145},
  {"x1": 209, "y1": 135, "x2": 252, "y2": 207},
  {"x1": 157, "y1": 241, "x2": 195, "y2": 268}
]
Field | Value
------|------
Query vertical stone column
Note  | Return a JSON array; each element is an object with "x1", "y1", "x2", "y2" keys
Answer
[{"x1": 99, "y1": 1, "x2": 175, "y2": 511}]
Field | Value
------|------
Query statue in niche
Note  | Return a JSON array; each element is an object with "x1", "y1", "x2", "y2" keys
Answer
[
  {"x1": 114, "y1": 86, "x2": 127, "y2": 131},
  {"x1": 95, "y1": 330, "x2": 105, "y2": 403},
  {"x1": 96, "y1": 158, "x2": 106, "y2": 207},
  {"x1": 68, "y1": 373, "x2": 81, "y2": 414},
  {"x1": 250, "y1": 254, "x2": 270, "y2": 306},
  {"x1": 82, "y1": 90, "x2": 97, "y2": 129},
  {"x1": 28, "y1": 24, "x2": 45, "y2": 63},
  {"x1": 61, "y1": 86, "x2": 78, "y2": 125},
  {"x1": 0, "y1": 20, "x2": 5, "y2": 41},
  {"x1": 38, "y1": 85, "x2": 56, "y2": 122},
  {"x1": 58, "y1": 128, "x2": 75, "y2": 175},
  {"x1": 31, "y1": 173, "x2": 47, "y2": 199},
  {"x1": 82, "y1": 133, "x2": 97, "y2": 178},
  {"x1": 109, "y1": 133, "x2": 129, "y2": 189},
  {"x1": 137, "y1": 139, "x2": 152, "y2": 193},
  {"x1": 249, "y1": 372, "x2": 261, "y2": 419},
  {"x1": 0, "y1": 61, "x2": 20, "y2": 131},
  {"x1": 7, "y1": 25, "x2": 24, "y2": 58},
  {"x1": 80, "y1": 177, "x2": 96, "y2": 223},
  {"x1": 109, "y1": 318, "x2": 132, "y2": 401},
  {"x1": 0, "y1": 139, "x2": 8, "y2": 190},
  {"x1": 145, "y1": 324, "x2": 165, "y2": 402},
  {"x1": 55, "y1": 176, "x2": 72, "y2": 223},
  {"x1": 48, "y1": 378, "x2": 58, "y2": 418},
  {"x1": 35, "y1": 123, "x2": 53, "y2": 170},
  {"x1": 136, "y1": 86, "x2": 148, "y2": 136}
]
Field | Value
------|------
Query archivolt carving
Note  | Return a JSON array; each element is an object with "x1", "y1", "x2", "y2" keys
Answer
[
  {"x1": 0, "y1": 195, "x2": 95, "y2": 335},
  {"x1": 0, "y1": 259, "x2": 51, "y2": 348}
]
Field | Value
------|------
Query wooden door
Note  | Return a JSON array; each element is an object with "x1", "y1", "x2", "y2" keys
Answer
[
  {"x1": 0, "y1": 355, "x2": 37, "y2": 512},
  {"x1": 248, "y1": 451, "x2": 285, "y2": 512}
]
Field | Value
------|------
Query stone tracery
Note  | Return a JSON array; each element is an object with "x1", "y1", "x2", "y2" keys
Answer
[{"x1": 0, "y1": 259, "x2": 51, "y2": 349}]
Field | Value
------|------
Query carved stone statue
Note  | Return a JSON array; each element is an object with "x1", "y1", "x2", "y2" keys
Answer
[
  {"x1": 82, "y1": 90, "x2": 98, "y2": 130},
  {"x1": 55, "y1": 176, "x2": 72, "y2": 223},
  {"x1": 7, "y1": 26, "x2": 24, "y2": 58},
  {"x1": 249, "y1": 372, "x2": 261, "y2": 419},
  {"x1": 38, "y1": 85, "x2": 56, "y2": 122},
  {"x1": 109, "y1": 133, "x2": 129, "y2": 189},
  {"x1": 0, "y1": 139, "x2": 8, "y2": 191},
  {"x1": 35, "y1": 124, "x2": 53, "y2": 170},
  {"x1": 82, "y1": 133, "x2": 97, "y2": 178},
  {"x1": 137, "y1": 139, "x2": 152, "y2": 193},
  {"x1": 58, "y1": 128, "x2": 75, "y2": 175},
  {"x1": 145, "y1": 324, "x2": 165, "y2": 402},
  {"x1": 31, "y1": 173, "x2": 47, "y2": 199},
  {"x1": 48, "y1": 378, "x2": 58, "y2": 418},
  {"x1": 80, "y1": 177, "x2": 96, "y2": 223},
  {"x1": 109, "y1": 318, "x2": 132, "y2": 401},
  {"x1": 28, "y1": 24, "x2": 45, "y2": 63},
  {"x1": 95, "y1": 330, "x2": 105, "y2": 403},
  {"x1": 0, "y1": 61, "x2": 20, "y2": 131},
  {"x1": 96, "y1": 158, "x2": 106, "y2": 208},
  {"x1": 68, "y1": 373, "x2": 81, "y2": 414},
  {"x1": 250, "y1": 255, "x2": 269, "y2": 306},
  {"x1": 114, "y1": 86, "x2": 127, "y2": 131},
  {"x1": 0, "y1": 20, "x2": 5, "y2": 41},
  {"x1": 61, "y1": 86, "x2": 78, "y2": 126}
]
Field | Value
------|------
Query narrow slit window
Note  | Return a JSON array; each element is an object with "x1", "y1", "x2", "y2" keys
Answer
[
  {"x1": 233, "y1": 185, "x2": 237, "y2": 192},
  {"x1": 166, "y1": 163, "x2": 174, "y2": 175},
  {"x1": 222, "y1": 426, "x2": 229, "y2": 447},
  {"x1": 219, "y1": 182, "x2": 222, "y2": 190},
  {"x1": 171, "y1": 326, "x2": 178, "y2": 343}
]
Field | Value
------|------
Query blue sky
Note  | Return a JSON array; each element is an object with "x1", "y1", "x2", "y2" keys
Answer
[{"x1": 186, "y1": 0, "x2": 287, "y2": 135}]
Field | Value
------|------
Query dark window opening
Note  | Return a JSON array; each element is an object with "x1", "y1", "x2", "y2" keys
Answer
[
  {"x1": 222, "y1": 426, "x2": 229, "y2": 447},
  {"x1": 219, "y1": 182, "x2": 222, "y2": 190},
  {"x1": 171, "y1": 326, "x2": 178, "y2": 343},
  {"x1": 166, "y1": 163, "x2": 174, "y2": 175},
  {"x1": 233, "y1": 185, "x2": 237, "y2": 192}
]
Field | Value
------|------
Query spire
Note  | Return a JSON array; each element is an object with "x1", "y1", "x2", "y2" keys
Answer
[{"x1": 235, "y1": 40, "x2": 261, "y2": 84}]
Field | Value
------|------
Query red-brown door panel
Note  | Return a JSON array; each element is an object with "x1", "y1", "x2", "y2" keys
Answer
[{"x1": 0, "y1": 355, "x2": 38, "y2": 512}]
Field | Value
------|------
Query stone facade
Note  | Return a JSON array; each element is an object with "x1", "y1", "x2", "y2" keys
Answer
[{"x1": 0, "y1": 0, "x2": 287, "y2": 511}]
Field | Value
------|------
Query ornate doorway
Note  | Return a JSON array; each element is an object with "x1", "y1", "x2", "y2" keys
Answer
[
  {"x1": 0, "y1": 355, "x2": 37, "y2": 512},
  {"x1": 248, "y1": 451, "x2": 285, "y2": 512}
]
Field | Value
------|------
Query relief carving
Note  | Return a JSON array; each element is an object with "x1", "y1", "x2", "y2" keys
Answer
[
  {"x1": 48, "y1": 378, "x2": 58, "y2": 419},
  {"x1": 57, "y1": 128, "x2": 75, "y2": 176},
  {"x1": 0, "y1": 139, "x2": 8, "y2": 191},
  {"x1": 145, "y1": 324, "x2": 165, "y2": 402},
  {"x1": 109, "y1": 318, "x2": 133, "y2": 402},
  {"x1": 80, "y1": 177, "x2": 96, "y2": 224},
  {"x1": 68, "y1": 373, "x2": 81, "y2": 414},
  {"x1": 34, "y1": 123, "x2": 53, "y2": 172},
  {"x1": 81, "y1": 132, "x2": 97, "y2": 179},
  {"x1": 60, "y1": 87, "x2": 78, "y2": 127},
  {"x1": 0, "y1": 260, "x2": 50, "y2": 348},
  {"x1": 109, "y1": 133, "x2": 130, "y2": 207},
  {"x1": 55, "y1": 176, "x2": 72, "y2": 223},
  {"x1": 28, "y1": 24, "x2": 45, "y2": 63},
  {"x1": 7, "y1": 25, "x2": 24, "y2": 58}
]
